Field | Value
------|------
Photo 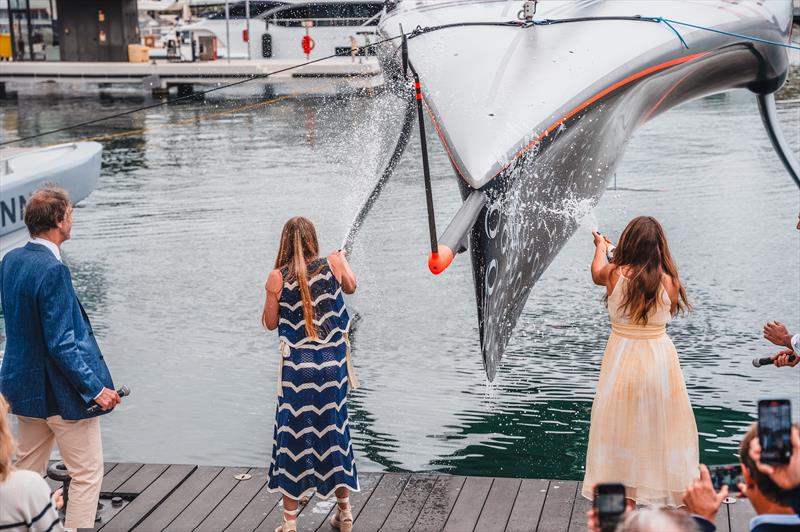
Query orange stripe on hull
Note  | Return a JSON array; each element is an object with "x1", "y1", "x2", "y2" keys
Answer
[{"x1": 421, "y1": 52, "x2": 707, "y2": 185}]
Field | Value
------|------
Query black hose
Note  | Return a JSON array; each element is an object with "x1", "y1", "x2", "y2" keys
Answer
[
  {"x1": 341, "y1": 90, "x2": 417, "y2": 254},
  {"x1": 405, "y1": 16, "x2": 660, "y2": 40},
  {"x1": 757, "y1": 93, "x2": 800, "y2": 189},
  {"x1": 408, "y1": 61, "x2": 438, "y2": 255}
]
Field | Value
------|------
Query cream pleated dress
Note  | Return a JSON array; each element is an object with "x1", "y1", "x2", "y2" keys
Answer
[{"x1": 581, "y1": 274, "x2": 699, "y2": 506}]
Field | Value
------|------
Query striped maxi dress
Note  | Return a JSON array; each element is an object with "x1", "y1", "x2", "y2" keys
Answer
[{"x1": 267, "y1": 258, "x2": 360, "y2": 500}]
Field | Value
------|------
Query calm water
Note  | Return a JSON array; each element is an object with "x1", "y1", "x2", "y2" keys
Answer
[{"x1": 0, "y1": 81, "x2": 798, "y2": 480}]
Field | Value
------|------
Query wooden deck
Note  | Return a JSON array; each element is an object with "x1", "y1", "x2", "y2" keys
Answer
[{"x1": 47, "y1": 463, "x2": 755, "y2": 531}]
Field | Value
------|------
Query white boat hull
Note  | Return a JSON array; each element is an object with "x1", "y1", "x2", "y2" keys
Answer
[
  {"x1": 0, "y1": 142, "x2": 102, "y2": 258},
  {"x1": 378, "y1": 0, "x2": 793, "y2": 379}
]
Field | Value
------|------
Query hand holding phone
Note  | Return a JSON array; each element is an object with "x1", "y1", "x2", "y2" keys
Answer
[
  {"x1": 758, "y1": 399, "x2": 792, "y2": 465},
  {"x1": 749, "y1": 425, "x2": 800, "y2": 490},
  {"x1": 708, "y1": 464, "x2": 743, "y2": 494},
  {"x1": 594, "y1": 483, "x2": 626, "y2": 532},
  {"x1": 682, "y1": 465, "x2": 729, "y2": 522}
]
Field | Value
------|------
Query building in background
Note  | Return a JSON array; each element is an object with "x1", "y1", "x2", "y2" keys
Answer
[
  {"x1": 56, "y1": 0, "x2": 139, "y2": 61},
  {"x1": 0, "y1": 0, "x2": 59, "y2": 60},
  {"x1": 0, "y1": 0, "x2": 139, "y2": 61}
]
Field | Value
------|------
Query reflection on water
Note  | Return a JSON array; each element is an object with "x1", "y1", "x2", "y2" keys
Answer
[{"x1": 0, "y1": 84, "x2": 798, "y2": 479}]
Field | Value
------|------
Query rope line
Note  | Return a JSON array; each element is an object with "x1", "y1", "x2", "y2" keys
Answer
[
  {"x1": 0, "y1": 34, "x2": 405, "y2": 147},
  {"x1": 407, "y1": 14, "x2": 800, "y2": 52},
  {"x1": 655, "y1": 17, "x2": 800, "y2": 51},
  {"x1": 3, "y1": 13, "x2": 796, "y2": 148},
  {"x1": 63, "y1": 94, "x2": 296, "y2": 144},
  {"x1": 656, "y1": 18, "x2": 689, "y2": 49}
]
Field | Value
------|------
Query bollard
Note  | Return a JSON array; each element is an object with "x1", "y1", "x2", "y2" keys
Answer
[{"x1": 47, "y1": 461, "x2": 71, "y2": 517}]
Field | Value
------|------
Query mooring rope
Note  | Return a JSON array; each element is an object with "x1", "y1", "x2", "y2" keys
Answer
[
  {"x1": 74, "y1": 94, "x2": 293, "y2": 145},
  {"x1": 406, "y1": 14, "x2": 800, "y2": 52},
  {"x1": 0, "y1": 33, "x2": 408, "y2": 147},
  {"x1": 5, "y1": 13, "x2": 796, "y2": 148},
  {"x1": 653, "y1": 17, "x2": 800, "y2": 51}
]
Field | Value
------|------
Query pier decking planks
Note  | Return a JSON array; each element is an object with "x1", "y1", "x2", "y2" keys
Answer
[
  {"x1": 442, "y1": 475, "x2": 494, "y2": 532},
  {"x1": 83, "y1": 463, "x2": 757, "y2": 531},
  {"x1": 567, "y1": 482, "x2": 592, "y2": 531},
  {"x1": 163, "y1": 466, "x2": 250, "y2": 532},
  {"x1": 382, "y1": 474, "x2": 438, "y2": 531},
  {"x1": 410, "y1": 475, "x2": 465, "y2": 532},
  {"x1": 474, "y1": 477, "x2": 522, "y2": 531},
  {"x1": 531, "y1": 480, "x2": 579, "y2": 532},
  {"x1": 134, "y1": 466, "x2": 223, "y2": 531},
  {"x1": 196, "y1": 468, "x2": 269, "y2": 532},
  {"x1": 98, "y1": 464, "x2": 195, "y2": 531},
  {"x1": 352, "y1": 473, "x2": 411, "y2": 530},
  {"x1": 505, "y1": 478, "x2": 549, "y2": 531},
  {"x1": 307, "y1": 472, "x2": 383, "y2": 532},
  {"x1": 225, "y1": 481, "x2": 281, "y2": 532}
]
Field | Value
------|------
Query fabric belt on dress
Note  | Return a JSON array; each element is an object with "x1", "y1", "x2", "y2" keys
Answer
[
  {"x1": 610, "y1": 323, "x2": 666, "y2": 340},
  {"x1": 277, "y1": 333, "x2": 360, "y2": 397}
]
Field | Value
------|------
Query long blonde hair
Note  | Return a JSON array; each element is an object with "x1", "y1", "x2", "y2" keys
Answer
[
  {"x1": 263, "y1": 216, "x2": 322, "y2": 339},
  {"x1": 0, "y1": 394, "x2": 15, "y2": 482},
  {"x1": 611, "y1": 216, "x2": 690, "y2": 324}
]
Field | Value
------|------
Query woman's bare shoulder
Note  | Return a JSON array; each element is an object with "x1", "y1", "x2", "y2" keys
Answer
[
  {"x1": 660, "y1": 272, "x2": 676, "y2": 289},
  {"x1": 661, "y1": 272, "x2": 679, "y2": 302},
  {"x1": 605, "y1": 264, "x2": 621, "y2": 293}
]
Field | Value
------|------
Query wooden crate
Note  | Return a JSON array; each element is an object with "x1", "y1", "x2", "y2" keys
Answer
[{"x1": 127, "y1": 44, "x2": 150, "y2": 63}]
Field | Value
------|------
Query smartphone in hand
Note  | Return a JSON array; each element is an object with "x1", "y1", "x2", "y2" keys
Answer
[
  {"x1": 758, "y1": 399, "x2": 792, "y2": 465},
  {"x1": 594, "y1": 483, "x2": 626, "y2": 532},
  {"x1": 708, "y1": 464, "x2": 743, "y2": 493}
]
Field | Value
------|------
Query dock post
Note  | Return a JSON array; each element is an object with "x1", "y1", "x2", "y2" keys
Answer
[
  {"x1": 47, "y1": 462, "x2": 71, "y2": 518},
  {"x1": 176, "y1": 83, "x2": 195, "y2": 98}
]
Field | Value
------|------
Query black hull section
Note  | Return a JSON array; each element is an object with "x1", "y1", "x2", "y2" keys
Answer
[
  {"x1": 376, "y1": 8, "x2": 793, "y2": 380},
  {"x1": 467, "y1": 40, "x2": 790, "y2": 380}
]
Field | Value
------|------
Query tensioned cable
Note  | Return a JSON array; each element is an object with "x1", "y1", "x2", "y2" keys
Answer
[
  {"x1": 0, "y1": 33, "x2": 407, "y2": 147},
  {"x1": 406, "y1": 15, "x2": 800, "y2": 51},
  {"x1": 5, "y1": 13, "x2": 797, "y2": 148}
]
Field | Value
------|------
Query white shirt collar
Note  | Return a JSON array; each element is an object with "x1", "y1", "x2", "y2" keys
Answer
[{"x1": 30, "y1": 237, "x2": 62, "y2": 262}]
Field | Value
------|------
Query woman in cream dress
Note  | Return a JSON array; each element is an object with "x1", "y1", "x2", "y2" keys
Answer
[{"x1": 582, "y1": 216, "x2": 699, "y2": 506}]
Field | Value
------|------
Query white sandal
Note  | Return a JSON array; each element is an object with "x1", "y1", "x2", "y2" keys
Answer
[
  {"x1": 275, "y1": 507, "x2": 299, "y2": 532},
  {"x1": 329, "y1": 497, "x2": 353, "y2": 532}
]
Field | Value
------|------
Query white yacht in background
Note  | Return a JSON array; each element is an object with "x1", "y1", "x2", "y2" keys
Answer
[
  {"x1": 0, "y1": 142, "x2": 102, "y2": 259},
  {"x1": 179, "y1": 0, "x2": 383, "y2": 60}
]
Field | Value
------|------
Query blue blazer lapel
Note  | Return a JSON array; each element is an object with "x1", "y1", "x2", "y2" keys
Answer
[{"x1": 77, "y1": 299, "x2": 94, "y2": 335}]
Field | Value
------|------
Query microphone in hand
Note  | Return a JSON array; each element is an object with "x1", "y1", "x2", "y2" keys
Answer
[
  {"x1": 752, "y1": 353, "x2": 797, "y2": 368},
  {"x1": 87, "y1": 385, "x2": 130, "y2": 414}
]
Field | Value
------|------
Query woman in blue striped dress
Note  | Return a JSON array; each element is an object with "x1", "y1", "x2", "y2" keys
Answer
[{"x1": 262, "y1": 216, "x2": 359, "y2": 532}]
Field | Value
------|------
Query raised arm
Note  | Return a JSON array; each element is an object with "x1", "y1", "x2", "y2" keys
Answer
[
  {"x1": 590, "y1": 231, "x2": 614, "y2": 287},
  {"x1": 262, "y1": 269, "x2": 282, "y2": 331},
  {"x1": 328, "y1": 250, "x2": 357, "y2": 294}
]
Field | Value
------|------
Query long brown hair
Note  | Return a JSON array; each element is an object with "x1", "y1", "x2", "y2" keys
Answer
[
  {"x1": 0, "y1": 394, "x2": 14, "y2": 482},
  {"x1": 264, "y1": 216, "x2": 322, "y2": 339},
  {"x1": 611, "y1": 216, "x2": 690, "y2": 324}
]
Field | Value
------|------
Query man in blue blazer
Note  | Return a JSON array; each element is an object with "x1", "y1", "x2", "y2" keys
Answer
[{"x1": 0, "y1": 186, "x2": 121, "y2": 530}]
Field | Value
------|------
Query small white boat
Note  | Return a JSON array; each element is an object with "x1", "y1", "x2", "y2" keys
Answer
[{"x1": 0, "y1": 142, "x2": 102, "y2": 258}]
